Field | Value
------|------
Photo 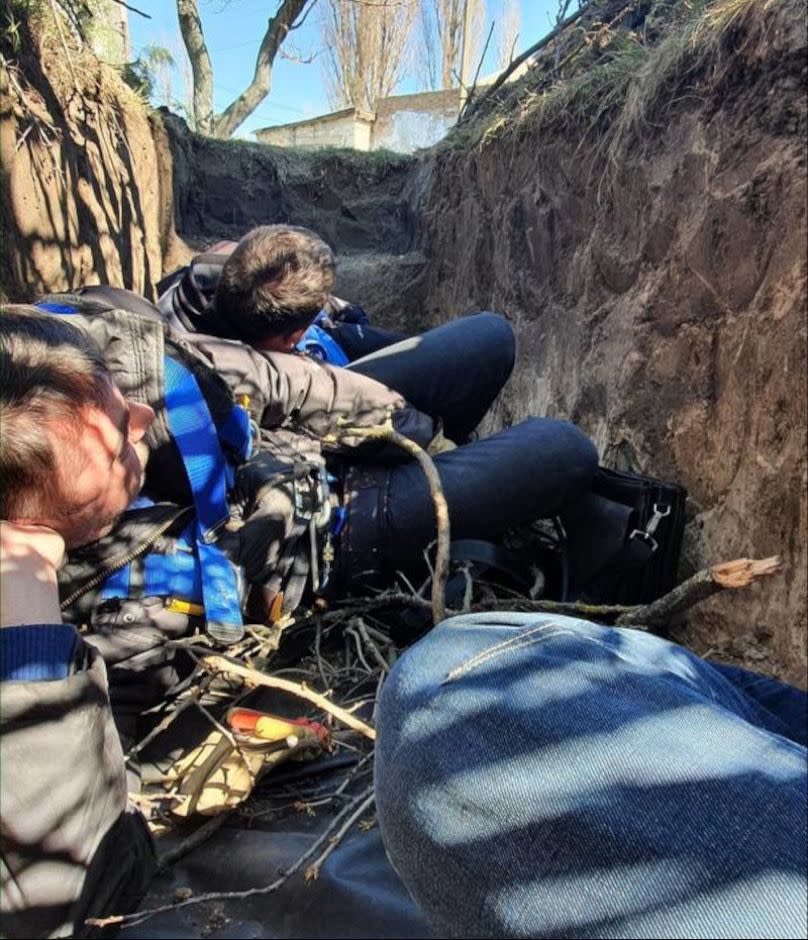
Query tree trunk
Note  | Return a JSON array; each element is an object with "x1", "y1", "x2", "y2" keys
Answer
[
  {"x1": 177, "y1": 0, "x2": 214, "y2": 135},
  {"x1": 212, "y1": 0, "x2": 309, "y2": 139}
]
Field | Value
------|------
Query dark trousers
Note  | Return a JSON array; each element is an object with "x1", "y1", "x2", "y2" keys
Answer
[
  {"x1": 329, "y1": 321, "x2": 406, "y2": 360},
  {"x1": 342, "y1": 417, "x2": 599, "y2": 587},
  {"x1": 347, "y1": 312, "x2": 516, "y2": 443}
]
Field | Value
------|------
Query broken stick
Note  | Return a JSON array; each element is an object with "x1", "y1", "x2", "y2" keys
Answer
[
  {"x1": 616, "y1": 556, "x2": 783, "y2": 627},
  {"x1": 331, "y1": 419, "x2": 450, "y2": 625}
]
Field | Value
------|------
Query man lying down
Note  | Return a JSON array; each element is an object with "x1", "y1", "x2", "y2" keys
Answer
[{"x1": 1, "y1": 305, "x2": 805, "y2": 939}]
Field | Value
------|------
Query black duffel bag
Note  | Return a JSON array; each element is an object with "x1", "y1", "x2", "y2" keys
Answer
[{"x1": 572, "y1": 467, "x2": 687, "y2": 606}]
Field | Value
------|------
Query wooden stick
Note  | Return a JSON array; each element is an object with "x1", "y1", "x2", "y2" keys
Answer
[
  {"x1": 333, "y1": 422, "x2": 450, "y2": 625},
  {"x1": 616, "y1": 556, "x2": 783, "y2": 627},
  {"x1": 200, "y1": 655, "x2": 376, "y2": 741},
  {"x1": 461, "y1": 0, "x2": 594, "y2": 121},
  {"x1": 304, "y1": 791, "x2": 375, "y2": 881},
  {"x1": 157, "y1": 812, "x2": 231, "y2": 872},
  {"x1": 320, "y1": 590, "x2": 634, "y2": 621}
]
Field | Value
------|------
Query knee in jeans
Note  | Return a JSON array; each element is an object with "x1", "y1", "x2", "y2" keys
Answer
[
  {"x1": 474, "y1": 312, "x2": 516, "y2": 361},
  {"x1": 522, "y1": 416, "x2": 598, "y2": 480},
  {"x1": 564, "y1": 422, "x2": 599, "y2": 480},
  {"x1": 466, "y1": 312, "x2": 516, "y2": 369}
]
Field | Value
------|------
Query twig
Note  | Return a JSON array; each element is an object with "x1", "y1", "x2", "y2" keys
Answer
[
  {"x1": 157, "y1": 812, "x2": 232, "y2": 872},
  {"x1": 353, "y1": 618, "x2": 391, "y2": 673},
  {"x1": 464, "y1": 20, "x2": 497, "y2": 111},
  {"x1": 616, "y1": 556, "x2": 783, "y2": 627},
  {"x1": 468, "y1": 597, "x2": 635, "y2": 617},
  {"x1": 332, "y1": 421, "x2": 450, "y2": 625},
  {"x1": 48, "y1": 0, "x2": 79, "y2": 94},
  {"x1": 345, "y1": 623, "x2": 375, "y2": 674},
  {"x1": 331, "y1": 751, "x2": 374, "y2": 804},
  {"x1": 110, "y1": 0, "x2": 151, "y2": 18},
  {"x1": 321, "y1": 591, "x2": 633, "y2": 620},
  {"x1": 461, "y1": 0, "x2": 595, "y2": 122},
  {"x1": 14, "y1": 123, "x2": 34, "y2": 152},
  {"x1": 86, "y1": 784, "x2": 376, "y2": 930},
  {"x1": 200, "y1": 655, "x2": 376, "y2": 740},
  {"x1": 124, "y1": 679, "x2": 207, "y2": 762},
  {"x1": 304, "y1": 790, "x2": 375, "y2": 881}
]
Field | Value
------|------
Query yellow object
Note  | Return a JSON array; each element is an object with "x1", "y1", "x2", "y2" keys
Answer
[
  {"x1": 166, "y1": 598, "x2": 206, "y2": 617},
  {"x1": 237, "y1": 393, "x2": 251, "y2": 410},
  {"x1": 254, "y1": 716, "x2": 306, "y2": 742},
  {"x1": 267, "y1": 591, "x2": 285, "y2": 623}
]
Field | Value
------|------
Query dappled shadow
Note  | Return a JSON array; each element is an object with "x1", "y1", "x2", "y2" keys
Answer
[
  {"x1": 1, "y1": 18, "x2": 155, "y2": 301},
  {"x1": 375, "y1": 615, "x2": 808, "y2": 938}
]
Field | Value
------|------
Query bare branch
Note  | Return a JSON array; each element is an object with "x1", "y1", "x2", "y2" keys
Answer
[
  {"x1": 330, "y1": 421, "x2": 450, "y2": 625},
  {"x1": 200, "y1": 655, "x2": 377, "y2": 740},
  {"x1": 461, "y1": 0, "x2": 593, "y2": 122},
  {"x1": 320, "y1": 0, "x2": 416, "y2": 111},
  {"x1": 616, "y1": 556, "x2": 784, "y2": 627},
  {"x1": 212, "y1": 0, "x2": 310, "y2": 138},
  {"x1": 110, "y1": 0, "x2": 151, "y2": 19},
  {"x1": 87, "y1": 784, "x2": 375, "y2": 929}
]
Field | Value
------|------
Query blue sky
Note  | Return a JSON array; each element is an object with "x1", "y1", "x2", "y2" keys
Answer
[{"x1": 128, "y1": 1, "x2": 573, "y2": 139}]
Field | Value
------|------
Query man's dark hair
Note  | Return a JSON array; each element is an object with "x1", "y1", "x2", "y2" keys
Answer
[
  {"x1": 214, "y1": 225, "x2": 336, "y2": 343},
  {"x1": 0, "y1": 305, "x2": 110, "y2": 519}
]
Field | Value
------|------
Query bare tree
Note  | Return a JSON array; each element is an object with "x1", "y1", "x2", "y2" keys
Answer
[
  {"x1": 321, "y1": 0, "x2": 417, "y2": 112},
  {"x1": 176, "y1": 0, "x2": 312, "y2": 138},
  {"x1": 418, "y1": 0, "x2": 485, "y2": 90}
]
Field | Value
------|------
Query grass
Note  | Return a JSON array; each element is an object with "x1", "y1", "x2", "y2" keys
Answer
[{"x1": 440, "y1": 0, "x2": 799, "y2": 161}]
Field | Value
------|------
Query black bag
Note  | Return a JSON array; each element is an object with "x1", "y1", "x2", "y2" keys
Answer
[{"x1": 576, "y1": 467, "x2": 687, "y2": 606}]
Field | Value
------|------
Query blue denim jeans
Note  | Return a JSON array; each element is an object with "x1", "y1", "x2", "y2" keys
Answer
[
  {"x1": 341, "y1": 417, "x2": 597, "y2": 587},
  {"x1": 375, "y1": 614, "x2": 808, "y2": 938},
  {"x1": 348, "y1": 312, "x2": 516, "y2": 443}
]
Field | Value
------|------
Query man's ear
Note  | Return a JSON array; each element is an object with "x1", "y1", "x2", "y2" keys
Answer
[{"x1": 286, "y1": 327, "x2": 307, "y2": 348}]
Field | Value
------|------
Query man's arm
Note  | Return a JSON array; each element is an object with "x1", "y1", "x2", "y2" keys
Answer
[
  {"x1": 0, "y1": 523, "x2": 154, "y2": 939},
  {"x1": 184, "y1": 334, "x2": 436, "y2": 449}
]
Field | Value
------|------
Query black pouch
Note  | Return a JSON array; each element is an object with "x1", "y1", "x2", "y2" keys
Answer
[{"x1": 577, "y1": 467, "x2": 687, "y2": 606}]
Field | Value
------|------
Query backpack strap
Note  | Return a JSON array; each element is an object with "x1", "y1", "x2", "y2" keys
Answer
[
  {"x1": 98, "y1": 514, "x2": 204, "y2": 607},
  {"x1": 296, "y1": 313, "x2": 350, "y2": 366},
  {"x1": 163, "y1": 356, "x2": 244, "y2": 644}
]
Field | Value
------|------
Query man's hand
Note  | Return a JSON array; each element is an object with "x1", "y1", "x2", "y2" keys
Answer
[{"x1": 0, "y1": 521, "x2": 66, "y2": 627}]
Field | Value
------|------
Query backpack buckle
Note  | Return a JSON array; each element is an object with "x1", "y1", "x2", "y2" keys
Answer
[
  {"x1": 293, "y1": 466, "x2": 331, "y2": 528},
  {"x1": 628, "y1": 529, "x2": 658, "y2": 553}
]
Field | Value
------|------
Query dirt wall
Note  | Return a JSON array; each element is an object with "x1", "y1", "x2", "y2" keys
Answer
[
  {"x1": 0, "y1": 18, "x2": 164, "y2": 300},
  {"x1": 413, "y1": 4, "x2": 807, "y2": 683}
]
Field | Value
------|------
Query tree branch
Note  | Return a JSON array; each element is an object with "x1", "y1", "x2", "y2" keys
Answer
[
  {"x1": 110, "y1": 0, "x2": 151, "y2": 18},
  {"x1": 200, "y1": 655, "x2": 377, "y2": 740},
  {"x1": 461, "y1": 0, "x2": 594, "y2": 122},
  {"x1": 212, "y1": 0, "x2": 310, "y2": 138},
  {"x1": 333, "y1": 421, "x2": 450, "y2": 625},
  {"x1": 616, "y1": 556, "x2": 783, "y2": 627}
]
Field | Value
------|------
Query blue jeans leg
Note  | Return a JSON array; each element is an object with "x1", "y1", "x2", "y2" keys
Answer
[
  {"x1": 383, "y1": 417, "x2": 597, "y2": 562},
  {"x1": 375, "y1": 613, "x2": 808, "y2": 939},
  {"x1": 348, "y1": 313, "x2": 516, "y2": 442}
]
